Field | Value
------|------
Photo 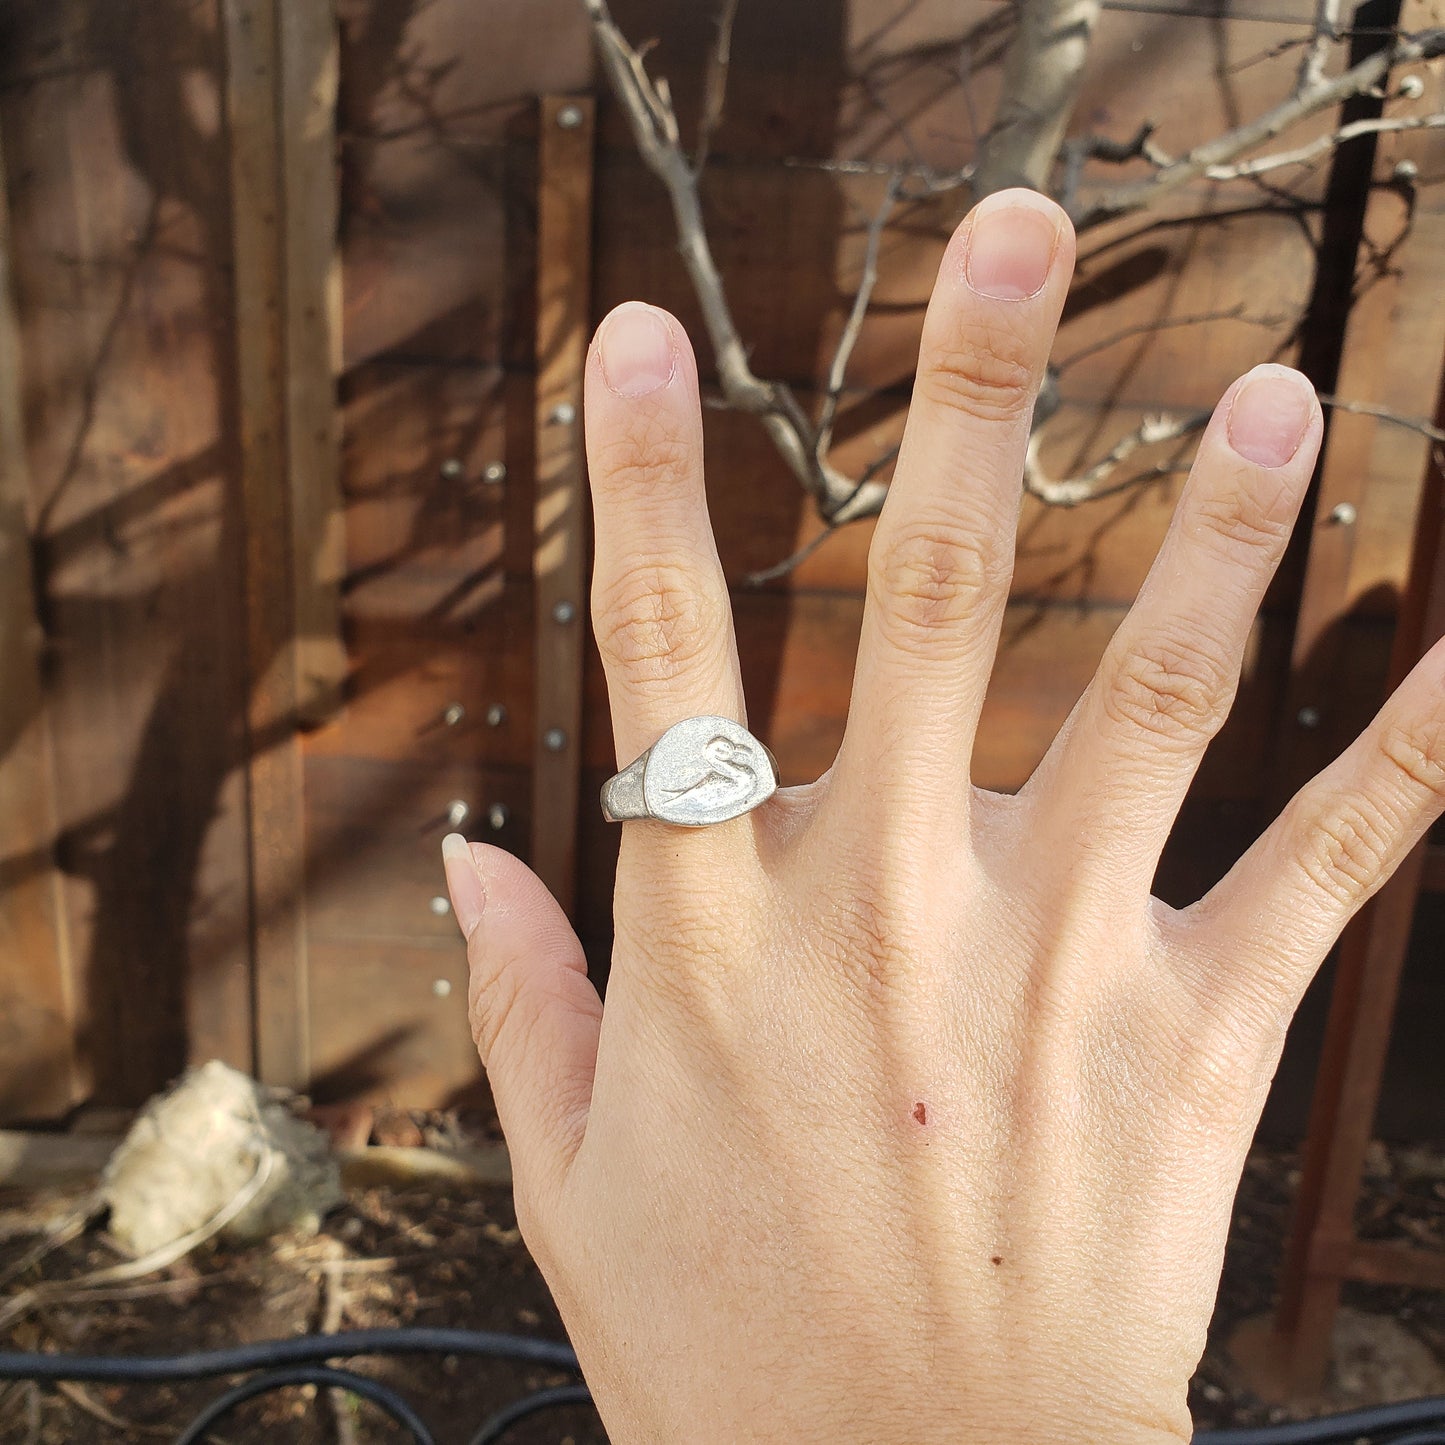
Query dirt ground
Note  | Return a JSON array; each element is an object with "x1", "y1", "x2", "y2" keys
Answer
[{"x1": 1, "y1": 1131, "x2": 1443, "y2": 1443}]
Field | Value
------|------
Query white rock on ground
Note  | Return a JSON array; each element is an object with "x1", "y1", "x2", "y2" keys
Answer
[{"x1": 102, "y1": 1060, "x2": 343, "y2": 1257}]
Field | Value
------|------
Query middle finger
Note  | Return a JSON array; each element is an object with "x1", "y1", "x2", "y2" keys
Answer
[{"x1": 835, "y1": 190, "x2": 1074, "y2": 833}]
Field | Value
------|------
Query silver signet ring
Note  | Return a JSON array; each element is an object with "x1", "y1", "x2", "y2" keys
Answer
[{"x1": 601, "y1": 716, "x2": 779, "y2": 826}]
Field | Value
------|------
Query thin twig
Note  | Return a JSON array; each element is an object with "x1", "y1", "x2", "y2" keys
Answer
[
  {"x1": 1055, "y1": 304, "x2": 1284, "y2": 373},
  {"x1": 54, "y1": 1379, "x2": 172, "y2": 1438},
  {"x1": 693, "y1": 0, "x2": 739, "y2": 174},
  {"x1": 0, "y1": 1149, "x2": 274, "y2": 1332},
  {"x1": 1317, "y1": 392, "x2": 1445, "y2": 443},
  {"x1": 1076, "y1": 28, "x2": 1445, "y2": 227},
  {"x1": 0, "y1": 1198, "x2": 104, "y2": 1292},
  {"x1": 1023, "y1": 410, "x2": 1210, "y2": 506},
  {"x1": 1202, "y1": 111, "x2": 1445, "y2": 182},
  {"x1": 321, "y1": 1245, "x2": 360, "y2": 1445},
  {"x1": 816, "y1": 170, "x2": 903, "y2": 456},
  {"x1": 745, "y1": 525, "x2": 844, "y2": 586}
]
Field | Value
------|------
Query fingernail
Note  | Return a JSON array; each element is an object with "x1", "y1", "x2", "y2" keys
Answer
[
  {"x1": 964, "y1": 193, "x2": 1060, "y2": 301},
  {"x1": 442, "y1": 832, "x2": 485, "y2": 938},
  {"x1": 597, "y1": 303, "x2": 676, "y2": 397},
  {"x1": 1226, "y1": 368, "x2": 1314, "y2": 468}
]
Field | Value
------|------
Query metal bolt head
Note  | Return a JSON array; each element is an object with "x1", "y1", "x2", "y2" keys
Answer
[
  {"x1": 429, "y1": 894, "x2": 452, "y2": 916},
  {"x1": 552, "y1": 600, "x2": 576, "y2": 624},
  {"x1": 440, "y1": 457, "x2": 464, "y2": 481},
  {"x1": 447, "y1": 799, "x2": 470, "y2": 828},
  {"x1": 1297, "y1": 706, "x2": 1321, "y2": 729},
  {"x1": 432, "y1": 977, "x2": 453, "y2": 998},
  {"x1": 443, "y1": 703, "x2": 466, "y2": 727},
  {"x1": 488, "y1": 802, "x2": 510, "y2": 831},
  {"x1": 1399, "y1": 74, "x2": 1426, "y2": 100},
  {"x1": 557, "y1": 104, "x2": 584, "y2": 130},
  {"x1": 485, "y1": 703, "x2": 507, "y2": 728},
  {"x1": 549, "y1": 401, "x2": 577, "y2": 427},
  {"x1": 482, "y1": 461, "x2": 507, "y2": 485},
  {"x1": 1393, "y1": 158, "x2": 1419, "y2": 184},
  {"x1": 544, "y1": 727, "x2": 567, "y2": 752},
  {"x1": 1329, "y1": 502, "x2": 1358, "y2": 527}
]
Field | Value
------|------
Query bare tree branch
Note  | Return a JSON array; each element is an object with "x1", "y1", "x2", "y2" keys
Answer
[
  {"x1": 745, "y1": 443, "x2": 902, "y2": 585},
  {"x1": 585, "y1": 0, "x2": 1444, "y2": 571},
  {"x1": 583, "y1": 0, "x2": 888, "y2": 522},
  {"x1": 694, "y1": 0, "x2": 739, "y2": 174},
  {"x1": 1298, "y1": 0, "x2": 1344, "y2": 92},
  {"x1": 816, "y1": 170, "x2": 903, "y2": 457},
  {"x1": 1075, "y1": 28, "x2": 1445, "y2": 227},
  {"x1": 1200, "y1": 110, "x2": 1445, "y2": 181},
  {"x1": 1055, "y1": 304, "x2": 1286, "y2": 373},
  {"x1": 974, "y1": 0, "x2": 1104, "y2": 195},
  {"x1": 1023, "y1": 411, "x2": 1208, "y2": 506},
  {"x1": 745, "y1": 525, "x2": 846, "y2": 586}
]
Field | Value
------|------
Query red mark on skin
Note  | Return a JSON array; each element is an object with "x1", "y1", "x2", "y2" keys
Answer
[{"x1": 912, "y1": 1101, "x2": 928, "y2": 1125}]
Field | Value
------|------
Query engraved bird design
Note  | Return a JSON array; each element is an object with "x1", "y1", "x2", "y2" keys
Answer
[{"x1": 661, "y1": 735, "x2": 757, "y2": 804}]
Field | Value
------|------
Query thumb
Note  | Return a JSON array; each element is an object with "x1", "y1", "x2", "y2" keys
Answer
[{"x1": 442, "y1": 834, "x2": 601, "y2": 1193}]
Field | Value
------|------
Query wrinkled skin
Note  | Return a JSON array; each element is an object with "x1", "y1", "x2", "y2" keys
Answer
[{"x1": 443, "y1": 190, "x2": 1445, "y2": 1443}]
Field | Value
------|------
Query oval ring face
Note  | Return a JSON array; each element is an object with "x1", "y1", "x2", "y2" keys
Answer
[{"x1": 642, "y1": 715, "x2": 778, "y2": 826}]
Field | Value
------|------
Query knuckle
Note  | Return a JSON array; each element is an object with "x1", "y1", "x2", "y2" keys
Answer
[
  {"x1": 590, "y1": 422, "x2": 695, "y2": 494},
  {"x1": 1102, "y1": 633, "x2": 1232, "y2": 745},
  {"x1": 917, "y1": 322, "x2": 1037, "y2": 423},
  {"x1": 467, "y1": 955, "x2": 529, "y2": 1067},
  {"x1": 593, "y1": 562, "x2": 726, "y2": 685},
  {"x1": 1297, "y1": 796, "x2": 1397, "y2": 906},
  {"x1": 868, "y1": 515, "x2": 1009, "y2": 650},
  {"x1": 1193, "y1": 478, "x2": 1294, "y2": 555},
  {"x1": 1379, "y1": 713, "x2": 1445, "y2": 799}
]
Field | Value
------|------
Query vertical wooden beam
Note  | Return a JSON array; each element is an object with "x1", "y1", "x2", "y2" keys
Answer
[
  {"x1": 279, "y1": 0, "x2": 346, "y2": 726},
  {"x1": 1250, "y1": 12, "x2": 1445, "y2": 1395},
  {"x1": 1273, "y1": 6, "x2": 1445, "y2": 801},
  {"x1": 1264, "y1": 365, "x2": 1445, "y2": 1397},
  {"x1": 0, "y1": 120, "x2": 81, "y2": 1120},
  {"x1": 223, "y1": 0, "x2": 313, "y2": 1088},
  {"x1": 531, "y1": 96, "x2": 595, "y2": 915}
]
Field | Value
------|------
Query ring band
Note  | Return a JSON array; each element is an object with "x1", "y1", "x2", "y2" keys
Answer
[{"x1": 601, "y1": 716, "x2": 779, "y2": 826}]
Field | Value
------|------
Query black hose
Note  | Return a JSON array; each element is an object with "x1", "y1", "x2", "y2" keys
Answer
[
  {"x1": 4, "y1": 1328, "x2": 1445, "y2": 1443},
  {"x1": 0, "y1": 1327, "x2": 580, "y2": 1382},
  {"x1": 466, "y1": 1383, "x2": 596, "y2": 1445},
  {"x1": 1195, "y1": 1396, "x2": 1445, "y2": 1444},
  {"x1": 172, "y1": 1364, "x2": 436, "y2": 1445}
]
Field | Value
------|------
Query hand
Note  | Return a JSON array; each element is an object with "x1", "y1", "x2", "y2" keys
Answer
[{"x1": 442, "y1": 189, "x2": 1445, "y2": 1444}]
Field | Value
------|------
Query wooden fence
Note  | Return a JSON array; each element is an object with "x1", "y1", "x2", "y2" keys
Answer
[{"x1": 0, "y1": 0, "x2": 1441, "y2": 1121}]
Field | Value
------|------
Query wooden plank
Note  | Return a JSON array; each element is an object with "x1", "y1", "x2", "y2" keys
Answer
[
  {"x1": 280, "y1": 0, "x2": 346, "y2": 724},
  {"x1": 3, "y1": 2, "x2": 258, "y2": 1102},
  {"x1": 530, "y1": 95, "x2": 594, "y2": 916},
  {"x1": 304, "y1": 756, "x2": 529, "y2": 943},
  {"x1": 224, "y1": 0, "x2": 310, "y2": 1089},
  {"x1": 1272, "y1": 5, "x2": 1445, "y2": 801},
  {"x1": 0, "y1": 118, "x2": 80, "y2": 1121},
  {"x1": 1339, "y1": 1240, "x2": 1445, "y2": 1292},
  {"x1": 1268, "y1": 82, "x2": 1445, "y2": 1383},
  {"x1": 307, "y1": 937, "x2": 482, "y2": 1108}
]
